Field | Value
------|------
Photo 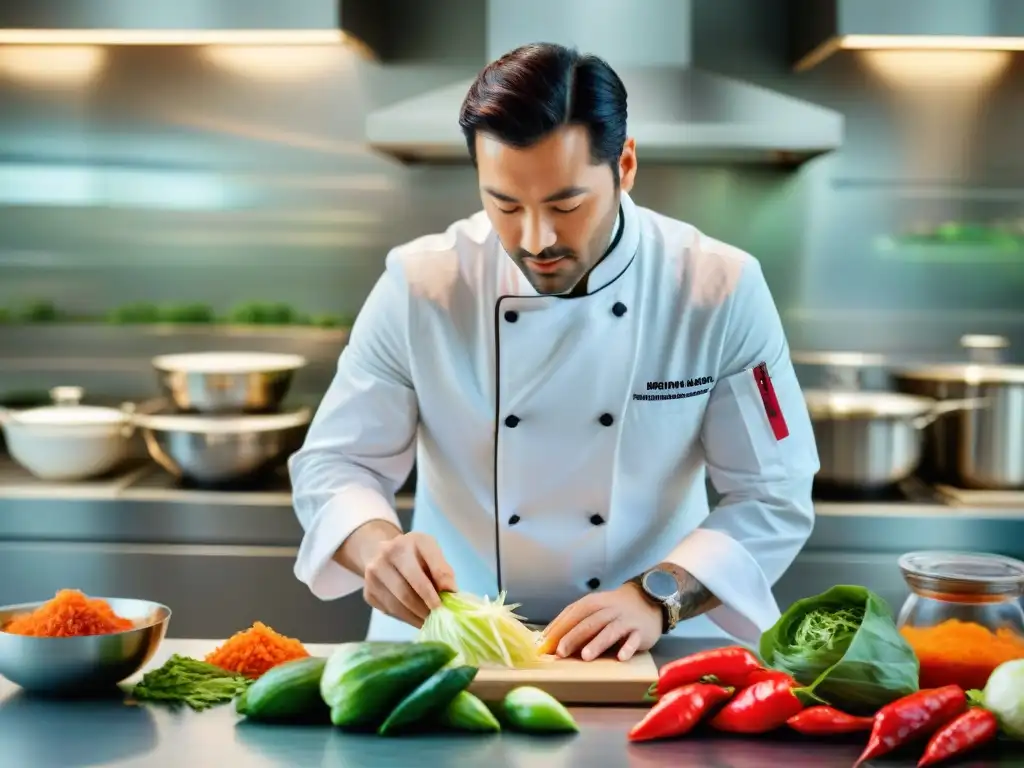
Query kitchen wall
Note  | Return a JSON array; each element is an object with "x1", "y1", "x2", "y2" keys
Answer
[{"x1": 1, "y1": 0, "x2": 1024, "y2": 370}]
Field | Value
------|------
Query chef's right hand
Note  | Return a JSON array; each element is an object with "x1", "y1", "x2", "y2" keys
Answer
[{"x1": 363, "y1": 531, "x2": 457, "y2": 628}]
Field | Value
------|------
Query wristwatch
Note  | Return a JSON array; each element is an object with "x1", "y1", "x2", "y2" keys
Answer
[{"x1": 628, "y1": 566, "x2": 683, "y2": 634}]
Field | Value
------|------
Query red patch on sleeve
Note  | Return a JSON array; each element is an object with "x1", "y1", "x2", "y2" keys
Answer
[{"x1": 752, "y1": 362, "x2": 789, "y2": 440}]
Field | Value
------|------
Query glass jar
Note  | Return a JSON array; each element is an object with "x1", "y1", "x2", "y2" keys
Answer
[{"x1": 897, "y1": 551, "x2": 1024, "y2": 690}]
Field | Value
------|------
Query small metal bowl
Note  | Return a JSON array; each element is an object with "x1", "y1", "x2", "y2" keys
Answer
[
  {"x1": 0, "y1": 597, "x2": 171, "y2": 695},
  {"x1": 152, "y1": 352, "x2": 307, "y2": 414},
  {"x1": 136, "y1": 408, "x2": 311, "y2": 486}
]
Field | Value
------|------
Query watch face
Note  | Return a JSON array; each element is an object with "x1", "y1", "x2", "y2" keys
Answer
[{"x1": 643, "y1": 570, "x2": 677, "y2": 600}]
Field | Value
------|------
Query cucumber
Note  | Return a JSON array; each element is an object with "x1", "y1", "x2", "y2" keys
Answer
[
  {"x1": 439, "y1": 690, "x2": 501, "y2": 733},
  {"x1": 235, "y1": 687, "x2": 249, "y2": 714},
  {"x1": 378, "y1": 665, "x2": 477, "y2": 736},
  {"x1": 321, "y1": 642, "x2": 456, "y2": 730},
  {"x1": 240, "y1": 657, "x2": 328, "y2": 722},
  {"x1": 502, "y1": 686, "x2": 578, "y2": 733}
]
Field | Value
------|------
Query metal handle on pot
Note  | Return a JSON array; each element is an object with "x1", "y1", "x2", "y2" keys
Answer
[
  {"x1": 119, "y1": 401, "x2": 137, "y2": 439},
  {"x1": 912, "y1": 397, "x2": 991, "y2": 429},
  {"x1": 50, "y1": 386, "x2": 85, "y2": 406}
]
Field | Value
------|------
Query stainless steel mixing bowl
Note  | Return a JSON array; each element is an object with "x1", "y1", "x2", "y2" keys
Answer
[
  {"x1": 0, "y1": 597, "x2": 171, "y2": 695},
  {"x1": 136, "y1": 408, "x2": 311, "y2": 485},
  {"x1": 151, "y1": 351, "x2": 307, "y2": 413}
]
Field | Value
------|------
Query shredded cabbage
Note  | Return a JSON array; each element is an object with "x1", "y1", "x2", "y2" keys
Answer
[{"x1": 418, "y1": 591, "x2": 543, "y2": 668}]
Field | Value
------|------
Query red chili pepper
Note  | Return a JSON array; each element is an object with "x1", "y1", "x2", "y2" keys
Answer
[
  {"x1": 708, "y1": 677, "x2": 805, "y2": 734},
  {"x1": 918, "y1": 708, "x2": 998, "y2": 767},
  {"x1": 854, "y1": 686, "x2": 967, "y2": 767},
  {"x1": 786, "y1": 705, "x2": 874, "y2": 735},
  {"x1": 628, "y1": 683, "x2": 734, "y2": 742},
  {"x1": 656, "y1": 646, "x2": 762, "y2": 695},
  {"x1": 743, "y1": 668, "x2": 796, "y2": 687}
]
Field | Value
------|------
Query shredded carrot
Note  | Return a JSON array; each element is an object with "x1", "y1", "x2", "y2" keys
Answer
[
  {"x1": 901, "y1": 619, "x2": 1024, "y2": 690},
  {"x1": 2, "y1": 589, "x2": 135, "y2": 637},
  {"x1": 205, "y1": 621, "x2": 309, "y2": 679}
]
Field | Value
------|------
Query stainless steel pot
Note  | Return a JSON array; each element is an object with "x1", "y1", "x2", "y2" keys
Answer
[
  {"x1": 894, "y1": 362, "x2": 1024, "y2": 489},
  {"x1": 134, "y1": 408, "x2": 311, "y2": 486},
  {"x1": 151, "y1": 352, "x2": 307, "y2": 414},
  {"x1": 791, "y1": 351, "x2": 892, "y2": 391},
  {"x1": 805, "y1": 390, "x2": 985, "y2": 489}
]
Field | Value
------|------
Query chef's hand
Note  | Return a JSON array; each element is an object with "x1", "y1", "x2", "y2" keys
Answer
[
  {"x1": 538, "y1": 582, "x2": 661, "y2": 662},
  {"x1": 337, "y1": 521, "x2": 457, "y2": 629}
]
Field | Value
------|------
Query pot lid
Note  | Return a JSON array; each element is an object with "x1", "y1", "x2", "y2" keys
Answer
[
  {"x1": 151, "y1": 352, "x2": 307, "y2": 374},
  {"x1": 135, "y1": 408, "x2": 311, "y2": 434},
  {"x1": 895, "y1": 363, "x2": 1024, "y2": 384},
  {"x1": 804, "y1": 389, "x2": 936, "y2": 418},
  {"x1": 9, "y1": 386, "x2": 128, "y2": 426}
]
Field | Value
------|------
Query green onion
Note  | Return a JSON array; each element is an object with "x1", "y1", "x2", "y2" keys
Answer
[{"x1": 129, "y1": 654, "x2": 252, "y2": 711}]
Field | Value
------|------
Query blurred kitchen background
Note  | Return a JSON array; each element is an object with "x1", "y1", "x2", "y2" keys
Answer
[{"x1": 2, "y1": 0, "x2": 1024, "y2": 642}]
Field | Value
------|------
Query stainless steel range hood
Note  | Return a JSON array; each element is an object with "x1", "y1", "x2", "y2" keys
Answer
[
  {"x1": 366, "y1": 0, "x2": 844, "y2": 165},
  {"x1": 0, "y1": 0, "x2": 382, "y2": 48},
  {"x1": 792, "y1": 0, "x2": 1024, "y2": 72}
]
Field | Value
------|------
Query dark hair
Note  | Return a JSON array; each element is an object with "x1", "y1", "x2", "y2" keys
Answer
[{"x1": 458, "y1": 43, "x2": 628, "y2": 181}]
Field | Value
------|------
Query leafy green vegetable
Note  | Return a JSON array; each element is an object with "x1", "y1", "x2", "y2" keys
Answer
[
  {"x1": 129, "y1": 654, "x2": 252, "y2": 711},
  {"x1": 227, "y1": 301, "x2": 298, "y2": 326},
  {"x1": 419, "y1": 591, "x2": 542, "y2": 668},
  {"x1": 159, "y1": 303, "x2": 215, "y2": 323},
  {"x1": 107, "y1": 303, "x2": 162, "y2": 324},
  {"x1": 20, "y1": 300, "x2": 59, "y2": 323},
  {"x1": 759, "y1": 585, "x2": 919, "y2": 715}
]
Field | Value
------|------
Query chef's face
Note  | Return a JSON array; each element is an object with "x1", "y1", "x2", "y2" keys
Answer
[{"x1": 475, "y1": 125, "x2": 637, "y2": 295}]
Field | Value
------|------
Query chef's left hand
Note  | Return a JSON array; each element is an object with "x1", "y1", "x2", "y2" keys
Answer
[{"x1": 538, "y1": 583, "x2": 661, "y2": 662}]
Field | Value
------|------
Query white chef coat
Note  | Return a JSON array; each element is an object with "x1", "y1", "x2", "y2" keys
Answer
[{"x1": 289, "y1": 192, "x2": 820, "y2": 647}]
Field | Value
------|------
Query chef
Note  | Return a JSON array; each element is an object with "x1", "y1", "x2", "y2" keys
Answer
[{"x1": 290, "y1": 42, "x2": 820, "y2": 661}]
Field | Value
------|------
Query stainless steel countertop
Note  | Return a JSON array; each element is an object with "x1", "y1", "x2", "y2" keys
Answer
[{"x1": 0, "y1": 637, "x2": 968, "y2": 768}]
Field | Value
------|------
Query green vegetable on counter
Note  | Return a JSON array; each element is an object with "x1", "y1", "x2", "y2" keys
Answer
[
  {"x1": 320, "y1": 641, "x2": 456, "y2": 730},
  {"x1": 379, "y1": 664, "x2": 478, "y2": 735},
  {"x1": 228, "y1": 301, "x2": 298, "y2": 326},
  {"x1": 969, "y1": 659, "x2": 1024, "y2": 741},
  {"x1": 308, "y1": 313, "x2": 344, "y2": 328},
  {"x1": 237, "y1": 656, "x2": 328, "y2": 722},
  {"x1": 501, "y1": 686, "x2": 579, "y2": 733},
  {"x1": 759, "y1": 585, "x2": 919, "y2": 716},
  {"x1": 439, "y1": 690, "x2": 502, "y2": 733},
  {"x1": 419, "y1": 591, "x2": 542, "y2": 668},
  {"x1": 107, "y1": 303, "x2": 162, "y2": 324},
  {"x1": 20, "y1": 300, "x2": 59, "y2": 323},
  {"x1": 160, "y1": 303, "x2": 215, "y2": 323},
  {"x1": 129, "y1": 654, "x2": 252, "y2": 711}
]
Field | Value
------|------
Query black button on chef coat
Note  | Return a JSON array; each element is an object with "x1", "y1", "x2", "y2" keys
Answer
[
  {"x1": 589, "y1": 514, "x2": 605, "y2": 526},
  {"x1": 599, "y1": 413, "x2": 614, "y2": 427},
  {"x1": 587, "y1": 578, "x2": 601, "y2": 590},
  {"x1": 612, "y1": 302, "x2": 627, "y2": 317},
  {"x1": 505, "y1": 415, "x2": 520, "y2": 428},
  {"x1": 504, "y1": 310, "x2": 518, "y2": 323},
  {"x1": 508, "y1": 514, "x2": 520, "y2": 525}
]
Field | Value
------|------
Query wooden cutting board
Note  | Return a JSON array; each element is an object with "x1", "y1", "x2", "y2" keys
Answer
[{"x1": 468, "y1": 652, "x2": 658, "y2": 705}]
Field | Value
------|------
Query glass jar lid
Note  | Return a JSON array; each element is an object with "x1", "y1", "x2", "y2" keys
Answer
[{"x1": 899, "y1": 551, "x2": 1024, "y2": 598}]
